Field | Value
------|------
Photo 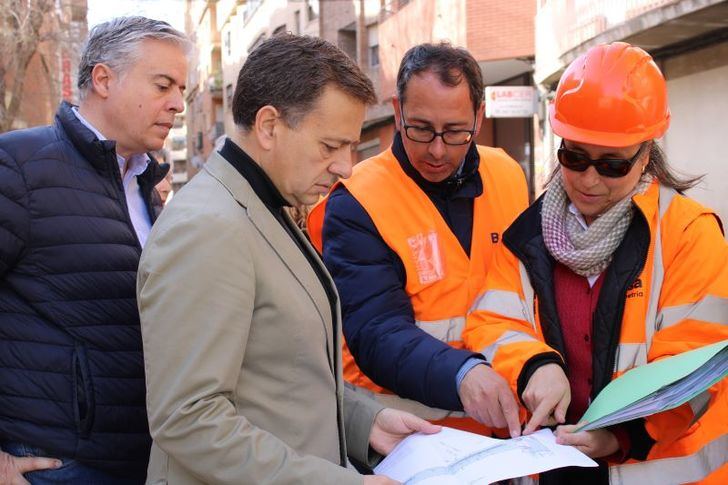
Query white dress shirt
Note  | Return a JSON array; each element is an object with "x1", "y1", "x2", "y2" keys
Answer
[{"x1": 72, "y1": 108, "x2": 152, "y2": 247}]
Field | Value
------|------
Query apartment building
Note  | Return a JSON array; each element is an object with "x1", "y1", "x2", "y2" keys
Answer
[
  {"x1": 187, "y1": 0, "x2": 537, "y2": 193},
  {"x1": 534, "y1": 0, "x2": 728, "y2": 221},
  {"x1": 185, "y1": 0, "x2": 225, "y2": 180}
]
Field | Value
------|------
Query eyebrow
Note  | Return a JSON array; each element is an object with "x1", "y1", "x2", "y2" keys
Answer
[
  {"x1": 153, "y1": 74, "x2": 186, "y2": 91},
  {"x1": 323, "y1": 137, "x2": 359, "y2": 146},
  {"x1": 406, "y1": 116, "x2": 471, "y2": 128}
]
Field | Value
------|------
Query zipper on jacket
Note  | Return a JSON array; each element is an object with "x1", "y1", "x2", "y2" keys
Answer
[
  {"x1": 107, "y1": 155, "x2": 144, "y2": 252},
  {"x1": 596, "y1": 208, "x2": 650, "y2": 393}
]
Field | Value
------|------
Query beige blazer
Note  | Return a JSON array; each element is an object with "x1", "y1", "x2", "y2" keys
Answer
[{"x1": 138, "y1": 151, "x2": 383, "y2": 484}]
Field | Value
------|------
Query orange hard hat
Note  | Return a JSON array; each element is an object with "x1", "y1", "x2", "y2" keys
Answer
[{"x1": 549, "y1": 42, "x2": 670, "y2": 147}]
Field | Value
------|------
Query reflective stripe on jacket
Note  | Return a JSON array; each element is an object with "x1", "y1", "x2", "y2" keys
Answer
[
  {"x1": 309, "y1": 145, "x2": 528, "y2": 432},
  {"x1": 464, "y1": 181, "x2": 728, "y2": 483}
]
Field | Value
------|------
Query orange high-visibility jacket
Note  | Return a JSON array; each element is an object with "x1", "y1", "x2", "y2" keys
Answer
[
  {"x1": 308, "y1": 146, "x2": 528, "y2": 433},
  {"x1": 464, "y1": 181, "x2": 728, "y2": 483}
]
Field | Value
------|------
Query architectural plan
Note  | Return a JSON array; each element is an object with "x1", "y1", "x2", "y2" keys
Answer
[{"x1": 374, "y1": 427, "x2": 596, "y2": 484}]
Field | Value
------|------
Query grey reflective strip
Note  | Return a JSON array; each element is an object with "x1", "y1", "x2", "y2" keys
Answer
[
  {"x1": 469, "y1": 289, "x2": 527, "y2": 321},
  {"x1": 688, "y1": 390, "x2": 712, "y2": 426},
  {"x1": 482, "y1": 330, "x2": 539, "y2": 363},
  {"x1": 518, "y1": 261, "x2": 537, "y2": 330},
  {"x1": 658, "y1": 295, "x2": 728, "y2": 330},
  {"x1": 643, "y1": 186, "x2": 676, "y2": 354},
  {"x1": 347, "y1": 383, "x2": 467, "y2": 420},
  {"x1": 609, "y1": 432, "x2": 728, "y2": 484},
  {"x1": 613, "y1": 342, "x2": 648, "y2": 373},
  {"x1": 415, "y1": 316, "x2": 465, "y2": 343}
]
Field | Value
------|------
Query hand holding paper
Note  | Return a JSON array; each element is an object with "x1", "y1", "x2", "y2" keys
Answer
[{"x1": 578, "y1": 340, "x2": 728, "y2": 431}]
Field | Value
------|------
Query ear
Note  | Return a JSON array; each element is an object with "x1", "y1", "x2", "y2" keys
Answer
[
  {"x1": 253, "y1": 105, "x2": 281, "y2": 151},
  {"x1": 90, "y1": 63, "x2": 114, "y2": 99},
  {"x1": 473, "y1": 101, "x2": 485, "y2": 136},
  {"x1": 392, "y1": 95, "x2": 403, "y2": 130}
]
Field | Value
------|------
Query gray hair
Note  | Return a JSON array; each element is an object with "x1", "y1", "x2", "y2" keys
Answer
[{"x1": 78, "y1": 16, "x2": 190, "y2": 99}]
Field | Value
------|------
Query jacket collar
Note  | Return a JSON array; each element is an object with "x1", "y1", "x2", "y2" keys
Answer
[
  {"x1": 391, "y1": 131, "x2": 483, "y2": 199},
  {"x1": 219, "y1": 137, "x2": 290, "y2": 211},
  {"x1": 503, "y1": 182, "x2": 652, "y2": 395},
  {"x1": 55, "y1": 101, "x2": 168, "y2": 187},
  {"x1": 205, "y1": 149, "x2": 338, "y2": 372}
]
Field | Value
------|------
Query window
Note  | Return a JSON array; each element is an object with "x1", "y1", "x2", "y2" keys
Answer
[
  {"x1": 249, "y1": 33, "x2": 266, "y2": 53},
  {"x1": 226, "y1": 84, "x2": 234, "y2": 108},
  {"x1": 368, "y1": 25, "x2": 379, "y2": 68},
  {"x1": 294, "y1": 10, "x2": 301, "y2": 34},
  {"x1": 173, "y1": 160, "x2": 187, "y2": 173},
  {"x1": 307, "y1": 0, "x2": 319, "y2": 21},
  {"x1": 370, "y1": 44, "x2": 379, "y2": 67},
  {"x1": 337, "y1": 27, "x2": 357, "y2": 61},
  {"x1": 357, "y1": 138, "x2": 381, "y2": 162},
  {"x1": 171, "y1": 136, "x2": 186, "y2": 151}
]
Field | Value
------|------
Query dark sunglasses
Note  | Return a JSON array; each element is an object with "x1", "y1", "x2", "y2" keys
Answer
[{"x1": 557, "y1": 141, "x2": 647, "y2": 178}]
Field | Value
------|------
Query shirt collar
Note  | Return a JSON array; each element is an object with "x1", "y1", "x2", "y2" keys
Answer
[
  {"x1": 568, "y1": 202, "x2": 590, "y2": 231},
  {"x1": 71, "y1": 107, "x2": 150, "y2": 176}
]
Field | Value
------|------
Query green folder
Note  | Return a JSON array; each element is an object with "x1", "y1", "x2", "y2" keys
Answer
[{"x1": 578, "y1": 340, "x2": 728, "y2": 431}]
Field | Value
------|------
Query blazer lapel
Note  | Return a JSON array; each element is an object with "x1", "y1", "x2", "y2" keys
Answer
[{"x1": 204, "y1": 153, "x2": 336, "y2": 372}]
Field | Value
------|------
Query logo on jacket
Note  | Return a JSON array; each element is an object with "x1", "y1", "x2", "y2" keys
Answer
[
  {"x1": 491, "y1": 232, "x2": 499, "y2": 243},
  {"x1": 407, "y1": 230, "x2": 445, "y2": 285},
  {"x1": 626, "y1": 278, "x2": 644, "y2": 298}
]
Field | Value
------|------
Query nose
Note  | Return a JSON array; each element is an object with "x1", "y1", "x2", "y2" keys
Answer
[
  {"x1": 329, "y1": 149, "x2": 354, "y2": 180},
  {"x1": 427, "y1": 135, "x2": 446, "y2": 160},
  {"x1": 581, "y1": 165, "x2": 602, "y2": 187},
  {"x1": 169, "y1": 87, "x2": 185, "y2": 113}
]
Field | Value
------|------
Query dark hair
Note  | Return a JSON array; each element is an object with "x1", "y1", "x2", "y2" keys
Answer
[
  {"x1": 396, "y1": 42, "x2": 484, "y2": 113},
  {"x1": 232, "y1": 34, "x2": 376, "y2": 129},
  {"x1": 644, "y1": 143, "x2": 703, "y2": 192}
]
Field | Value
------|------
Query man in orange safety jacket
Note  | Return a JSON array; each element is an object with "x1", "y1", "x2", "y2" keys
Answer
[{"x1": 308, "y1": 42, "x2": 529, "y2": 438}]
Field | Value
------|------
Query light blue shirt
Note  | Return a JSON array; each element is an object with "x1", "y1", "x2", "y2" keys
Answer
[
  {"x1": 72, "y1": 107, "x2": 152, "y2": 247},
  {"x1": 457, "y1": 357, "x2": 489, "y2": 391}
]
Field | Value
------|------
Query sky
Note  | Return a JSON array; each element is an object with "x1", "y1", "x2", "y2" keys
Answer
[{"x1": 87, "y1": 0, "x2": 186, "y2": 31}]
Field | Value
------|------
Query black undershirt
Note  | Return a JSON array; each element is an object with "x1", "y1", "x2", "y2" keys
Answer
[{"x1": 218, "y1": 138, "x2": 339, "y2": 319}]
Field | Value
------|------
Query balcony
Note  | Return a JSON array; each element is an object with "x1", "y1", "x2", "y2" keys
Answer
[
  {"x1": 207, "y1": 71, "x2": 223, "y2": 95},
  {"x1": 535, "y1": 0, "x2": 728, "y2": 84}
]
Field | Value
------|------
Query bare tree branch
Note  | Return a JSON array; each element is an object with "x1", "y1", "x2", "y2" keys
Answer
[{"x1": 0, "y1": 0, "x2": 55, "y2": 132}]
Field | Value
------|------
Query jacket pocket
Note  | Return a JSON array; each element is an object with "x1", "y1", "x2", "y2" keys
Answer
[{"x1": 72, "y1": 344, "x2": 95, "y2": 438}]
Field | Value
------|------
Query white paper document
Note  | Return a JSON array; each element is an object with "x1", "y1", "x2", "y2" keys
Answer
[{"x1": 373, "y1": 427, "x2": 597, "y2": 484}]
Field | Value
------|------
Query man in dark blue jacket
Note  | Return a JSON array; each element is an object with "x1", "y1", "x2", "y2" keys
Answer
[
  {"x1": 315, "y1": 43, "x2": 527, "y2": 438},
  {"x1": 0, "y1": 17, "x2": 188, "y2": 484}
]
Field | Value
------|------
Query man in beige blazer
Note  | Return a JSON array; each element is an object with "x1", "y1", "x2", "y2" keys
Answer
[{"x1": 137, "y1": 34, "x2": 439, "y2": 484}]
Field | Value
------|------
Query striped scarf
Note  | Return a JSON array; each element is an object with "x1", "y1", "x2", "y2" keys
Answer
[{"x1": 541, "y1": 171, "x2": 652, "y2": 277}]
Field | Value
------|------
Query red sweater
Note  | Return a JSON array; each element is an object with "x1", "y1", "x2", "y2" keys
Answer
[
  {"x1": 553, "y1": 263, "x2": 604, "y2": 424},
  {"x1": 554, "y1": 263, "x2": 630, "y2": 461}
]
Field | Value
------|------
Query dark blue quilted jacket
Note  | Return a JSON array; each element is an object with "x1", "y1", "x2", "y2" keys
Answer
[{"x1": 0, "y1": 101, "x2": 167, "y2": 478}]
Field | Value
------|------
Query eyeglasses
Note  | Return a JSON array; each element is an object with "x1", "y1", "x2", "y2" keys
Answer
[
  {"x1": 557, "y1": 141, "x2": 647, "y2": 178},
  {"x1": 400, "y1": 107, "x2": 476, "y2": 146}
]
